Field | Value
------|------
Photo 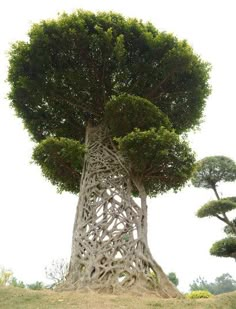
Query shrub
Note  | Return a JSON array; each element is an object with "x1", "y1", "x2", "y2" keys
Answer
[
  {"x1": 186, "y1": 290, "x2": 212, "y2": 299},
  {"x1": 10, "y1": 277, "x2": 25, "y2": 288},
  {"x1": 168, "y1": 272, "x2": 179, "y2": 286},
  {"x1": 27, "y1": 281, "x2": 44, "y2": 290}
]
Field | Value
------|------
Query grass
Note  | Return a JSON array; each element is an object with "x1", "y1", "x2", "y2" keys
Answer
[{"x1": 1, "y1": 287, "x2": 236, "y2": 309}]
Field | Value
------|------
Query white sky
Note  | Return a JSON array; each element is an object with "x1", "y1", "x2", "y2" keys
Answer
[{"x1": 0, "y1": 0, "x2": 236, "y2": 292}]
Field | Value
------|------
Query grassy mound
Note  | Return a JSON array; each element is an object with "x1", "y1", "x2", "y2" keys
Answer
[{"x1": 0, "y1": 286, "x2": 236, "y2": 308}]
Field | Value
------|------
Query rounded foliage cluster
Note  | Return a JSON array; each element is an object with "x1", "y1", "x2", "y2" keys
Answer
[
  {"x1": 186, "y1": 290, "x2": 212, "y2": 299},
  {"x1": 116, "y1": 127, "x2": 195, "y2": 195},
  {"x1": 104, "y1": 94, "x2": 171, "y2": 137},
  {"x1": 8, "y1": 10, "x2": 210, "y2": 143},
  {"x1": 192, "y1": 156, "x2": 236, "y2": 189},
  {"x1": 197, "y1": 199, "x2": 236, "y2": 218},
  {"x1": 210, "y1": 237, "x2": 236, "y2": 259},
  {"x1": 33, "y1": 137, "x2": 85, "y2": 193}
]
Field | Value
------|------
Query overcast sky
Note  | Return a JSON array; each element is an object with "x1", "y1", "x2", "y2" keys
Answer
[{"x1": 0, "y1": 0, "x2": 236, "y2": 292}]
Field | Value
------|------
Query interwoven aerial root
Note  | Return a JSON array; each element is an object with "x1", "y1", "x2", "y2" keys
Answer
[{"x1": 60, "y1": 125, "x2": 181, "y2": 297}]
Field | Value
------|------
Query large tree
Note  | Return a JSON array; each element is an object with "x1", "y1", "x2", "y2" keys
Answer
[{"x1": 8, "y1": 11, "x2": 210, "y2": 296}]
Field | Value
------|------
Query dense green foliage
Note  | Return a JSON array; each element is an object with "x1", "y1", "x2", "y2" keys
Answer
[
  {"x1": 8, "y1": 11, "x2": 210, "y2": 195},
  {"x1": 105, "y1": 94, "x2": 171, "y2": 137},
  {"x1": 190, "y1": 273, "x2": 236, "y2": 295},
  {"x1": 210, "y1": 237, "x2": 236, "y2": 259},
  {"x1": 197, "y1": 199, "x2": 236, "y2": 218},
  {"x1": 186, "y1": 290, "x2": 212, "y2": 299},
  {"x1": 167, "y1": 272, "x2": 179, "y2": 286},
  {"x1": 8, "y1": 11, "x2": 210, "y2": 140},
  {"x1": 192, "y1": 156, "x2": 236, "y2": 191},
  {"x1": 117, "y1": 127, "x2": 195, "y2": 195},
  {"x1": 33, "y1": 137, "x2": 85, "y2": 193}
]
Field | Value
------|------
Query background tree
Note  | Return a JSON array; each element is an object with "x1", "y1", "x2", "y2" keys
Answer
[
  {"x1": 190, "y1": 273, "x2": 236, "y2": 295},
  {"x1": 192, "y1": 156, "x2": 236, "y2": 200},
  {"x1": 189, "y1": 276, "x2": 210, "y2": 293},
  {"x1": 167, "y1": 272, "x2": 179, "y2": 286},
  {"x1": 192, "y1": 156, "x2": 236, "y2": 260},
  {"x1": 10, "y1": 277, "x2": 25, "y2": 289},
  {"x1": 45, "y1": 259, "x2": 69, "y2": 289},
  {"x1": 8, "y1": 11, "x2": 210, "y2": 296}
]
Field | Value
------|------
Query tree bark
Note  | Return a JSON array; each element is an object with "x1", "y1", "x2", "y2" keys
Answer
[{"x1": 60, "y1": 124, "x2": 181, "y2": 297}]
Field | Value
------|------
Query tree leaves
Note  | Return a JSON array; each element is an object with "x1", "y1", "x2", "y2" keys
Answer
[
  {"x1": 192, "y1": 156, "x2": 236, "y2": 189},
  {"x1": 116, "y1": 127, "x2": 195, "y2": 196},
  {"x1": 8, "y1": 10, "x2": 210, "y2": 142},
  {"x1": 105, "y1": 94, "x2": 171, "y2": 137},
  {"x1": 197, "y1": 199, "x2": 236, "y2": 218},
  {"x1": 32, "y1": 137, "x2": 85, "y2": 193},
  {"x1": 8, "y1": 10, "x2": 211, "y2": 195},
  {"x1": 210, "y1": 237, "x2": 236, "y2": 259}
]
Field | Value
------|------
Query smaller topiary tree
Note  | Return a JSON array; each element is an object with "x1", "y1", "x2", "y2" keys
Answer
[
  {"x1": 210, "y1": 237, "x2": 236, "y2": 259},
  {"x1": 192, "y1": 156, "x2": 236, "y2": 260},
  {"x1": 192, "y1": 156, "x2": 236, "y2": 200},
  {"x1": 197, "y1": 199, "x2": 236, "y2": 234}
]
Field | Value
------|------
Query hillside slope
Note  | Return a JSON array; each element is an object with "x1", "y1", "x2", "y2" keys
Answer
[{"x1": 0, "y1": 287, "x2": 236, "y2": 308}]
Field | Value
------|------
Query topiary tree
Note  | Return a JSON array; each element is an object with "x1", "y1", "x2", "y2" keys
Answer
[
  {"x1": 197, "y1": 199, "x2": 236, "y2": 235},
  {"x1": 192, "y1": 156, "x2": 236, "y2": 260},
  {"x1": 210, "y1": 237, "x2": 236, "y2": 260},
  {"x1": 8, "y1": 11, "x2": 210, "y2": 296},
  {"x1": 192, "y1": 156, "x2": 236, "y2": 200}
]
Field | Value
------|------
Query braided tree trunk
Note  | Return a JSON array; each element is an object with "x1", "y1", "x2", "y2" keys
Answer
[{"x1": 62, "y1": 124, "x2": 181, "y2": 297}]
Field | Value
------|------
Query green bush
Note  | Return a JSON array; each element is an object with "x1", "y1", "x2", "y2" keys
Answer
[
  {"x1": 186, "y1": 290, "x2": 212, "y2": 299},
  {"x1": 27, "y1": 281, "x2": 44, "y2": 290},
  {"x1": 10, "y1": 277, "x2": 25, "y2": 288},
  {"x1": 168, "y1": 272, "x2": 179, "y2": 286}
]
